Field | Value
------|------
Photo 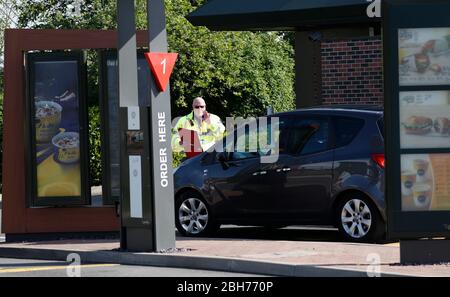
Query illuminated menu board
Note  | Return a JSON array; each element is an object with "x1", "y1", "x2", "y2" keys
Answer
[
  {"x1": 27, "y1": 52, "x2": 89, "y2": 206},
  {"x1": 384, "y1": 0, "x2": 450, "y2": 239}
]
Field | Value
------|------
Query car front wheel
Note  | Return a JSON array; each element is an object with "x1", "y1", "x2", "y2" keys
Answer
[
  {"x1": 175, "y1": 191, "x2": 219, "y2": 237},
  {"x1": 336, "y1": 194, "x2": 385, "y2": 243}
]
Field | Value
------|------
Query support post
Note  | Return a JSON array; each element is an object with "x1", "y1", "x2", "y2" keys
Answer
[
  {"x1": 295, "y1": 31, "x2": 322, "y2": 108},
  {"x1": 146, "y1": 0, "x2": 176, "y2": 251},
  {"x1": 117, "y1": 0, "x2": 156, "y2": 252}
]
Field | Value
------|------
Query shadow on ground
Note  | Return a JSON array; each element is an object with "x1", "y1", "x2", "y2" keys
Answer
[
  {"x1": 176, "y1": 225, "x2": 398, "y2": 245},
  {"x1": 177, "y1": 226, "x2": 343, "y2": 242}
]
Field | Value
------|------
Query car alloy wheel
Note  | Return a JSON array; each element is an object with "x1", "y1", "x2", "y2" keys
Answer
[
  {"x1": 341, "y1": 199, "x2": 372, "y2": 239},
  {"x1": 178, "y1": 198, "x2": 209, "y2": 235}
]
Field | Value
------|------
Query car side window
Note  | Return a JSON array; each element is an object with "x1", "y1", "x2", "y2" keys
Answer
[
  {"x1": 256, "y1": 116, "x2": 291, "y2": 157},
  {"x1": 227, "y1": 120, "x2": 261, "y2": 161},
  {"x1": 283, "y1": 117, "x2": 330, "y2": 155},
  {"x1": 334, "y1": 117, "x2": 365, "y2": 148},
  {"x1": 226, "y1": 117, "x2": 291, "y2": 161}
]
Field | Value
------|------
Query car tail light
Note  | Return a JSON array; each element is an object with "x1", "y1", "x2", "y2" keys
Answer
[{"x1": 371, "y1": 154, "x2": 385, "y2": 168}]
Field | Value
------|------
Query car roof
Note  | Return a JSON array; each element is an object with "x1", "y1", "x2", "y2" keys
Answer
[{"x1": 272, "y1": 105, "x2": 384, "y2": 118}]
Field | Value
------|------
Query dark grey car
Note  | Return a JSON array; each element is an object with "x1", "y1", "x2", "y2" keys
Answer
[{"x1": 174, "y1": 107, "x2": 386, "y2": 242}]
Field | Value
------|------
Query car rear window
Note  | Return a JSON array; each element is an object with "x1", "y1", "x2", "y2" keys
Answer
[{"x1": 334, "y1": 117, "x2": 365, "y2": 148}]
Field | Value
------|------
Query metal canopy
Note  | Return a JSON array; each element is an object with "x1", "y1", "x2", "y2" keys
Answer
[{"x1": 187, "y1": 0, "x2": 380, "y2": 31}]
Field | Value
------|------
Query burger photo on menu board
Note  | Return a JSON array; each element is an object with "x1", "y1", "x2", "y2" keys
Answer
[
  {"x1": 402, "y1": 116, "x2": 434, "y2": 135},
  {"x1": 434, "y1": 117, "x2": 450, "y2": 135}
]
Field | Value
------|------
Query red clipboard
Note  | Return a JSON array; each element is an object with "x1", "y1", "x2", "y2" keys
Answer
[{"x1": 178, "y1": 128, "x2": 203, "y2": 158}]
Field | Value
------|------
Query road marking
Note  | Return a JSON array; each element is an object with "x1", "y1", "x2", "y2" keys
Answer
[{"x1": 0, "y1": 264, "x2": 119, "y2": 274}]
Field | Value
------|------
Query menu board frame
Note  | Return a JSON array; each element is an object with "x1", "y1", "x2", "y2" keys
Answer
[
  {"x1": 384, "y1": 0, "x2": 450, "y2": 239},
  {"x1": 26, "y1": 51, "x2": 90, "y2": 207}
]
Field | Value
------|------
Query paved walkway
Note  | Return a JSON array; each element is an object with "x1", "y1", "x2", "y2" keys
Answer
[{"x1": 0, "y1": 238, "x2": 449, "y2": 276}]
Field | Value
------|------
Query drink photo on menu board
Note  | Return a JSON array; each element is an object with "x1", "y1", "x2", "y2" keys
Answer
[
  {"x1": 399, "y1": 28, "x2": 450, "y2": 86},
  {"x1": 401, "y1": 154, "x2": 450, "y2": 212},
  {"x1": 33, "y1": 60, "x2": 82, "y2": 199},
  {"x1": 400, "y1": 91, "x2": 450, "y2": 149}
]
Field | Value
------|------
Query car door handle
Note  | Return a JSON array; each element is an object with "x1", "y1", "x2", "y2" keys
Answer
[
  {"x1": 282, "y1": 167, "x2": 291, "y2": 172},
  {"x1": 252, "y1": 171, "x2": 268, "y2": 176},
  {"x1": 276, "y1": 167, "x2": 291, "y2": 173}
]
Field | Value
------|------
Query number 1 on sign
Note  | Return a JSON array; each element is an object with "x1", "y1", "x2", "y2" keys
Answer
[{"x1": 161, "y1": 58, "x2": 167, "y2": 75}]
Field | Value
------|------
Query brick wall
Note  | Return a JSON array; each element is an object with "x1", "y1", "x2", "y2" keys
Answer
[{"x1": 321, "y1": 37, "x2": 383, "y2": 105}]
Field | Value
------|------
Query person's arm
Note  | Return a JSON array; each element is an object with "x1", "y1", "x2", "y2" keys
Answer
[{"x1": 208, "y1": 115, "x2": 226, "y2": 140}]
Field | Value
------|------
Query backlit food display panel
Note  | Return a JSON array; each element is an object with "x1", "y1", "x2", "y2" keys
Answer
[
  {"x1": 399, "y1": 28, "x2": 450, "y2": 86},
  {"x1": 400, "y1": 91, "x2": 450, "y2": 149},
  {"x1": 401, "y1": 154, "x2": 450, "y2": 211}
]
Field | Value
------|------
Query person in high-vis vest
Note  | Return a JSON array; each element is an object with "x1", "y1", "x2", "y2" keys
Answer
[{"x1": 172, "y1": 97, "x2": 225, "y2": 154}]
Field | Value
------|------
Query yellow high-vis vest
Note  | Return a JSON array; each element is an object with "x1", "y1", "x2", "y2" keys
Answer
[{"x1": 172, "y1": 112, "x2": 225, "y2": 153}]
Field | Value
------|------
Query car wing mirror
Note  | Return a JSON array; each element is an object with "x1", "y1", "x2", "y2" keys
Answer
[{"x1": 217, "y1": 152, "x2": 230, "y2": 169}]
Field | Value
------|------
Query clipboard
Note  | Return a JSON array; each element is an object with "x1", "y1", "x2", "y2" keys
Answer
[{"x1": 178, "y1": 128, "x2": 203, "y2": 158}]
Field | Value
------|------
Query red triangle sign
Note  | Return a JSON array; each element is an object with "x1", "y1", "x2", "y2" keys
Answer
[{"x1": 144, "y1": 52, "x2": 178, "y2": 92}]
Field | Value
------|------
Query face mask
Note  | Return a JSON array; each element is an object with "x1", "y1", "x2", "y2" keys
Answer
[{"x1": 194, "y1": 109, "x2": 204, "y2": 119}]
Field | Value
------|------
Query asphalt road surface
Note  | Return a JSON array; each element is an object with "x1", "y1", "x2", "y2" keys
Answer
[{"x1": 0, "y1": 258, "x2": 266, "y2": 277}]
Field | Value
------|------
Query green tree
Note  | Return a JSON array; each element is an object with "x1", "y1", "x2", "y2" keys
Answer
[
  {"x1": 16, "y1": 0, "x2": 295, "y2": 118},
  {"x1": 15, "y1": 0, "x2": 295, "y2": 178},
  {"x1": 166, "y1": 1, "x2": 295, "y2": 118}
]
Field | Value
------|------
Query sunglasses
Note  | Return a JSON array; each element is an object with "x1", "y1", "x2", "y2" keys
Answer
[{"x1": 194, "y1": 106, "x2": 205, "y2": 109}]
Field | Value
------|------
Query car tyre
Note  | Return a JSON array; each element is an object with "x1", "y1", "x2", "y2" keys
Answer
[
  {"x1": 336, "y1": 193, "x2": 386, "y2": 243},
  {"x1": 175, "y1": 191, "x2": 220, "y2": 237}
]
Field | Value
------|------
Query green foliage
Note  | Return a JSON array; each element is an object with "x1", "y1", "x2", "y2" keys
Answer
[
  {"x1": 88, "y1": 105, "x2": 102, "y2": 186},
  {"x1": 165, "y1": 0, "x2": 295, "y2": 118},
  {"x1": 15, "y1": 0, "x2": 296, "y2": 183},
  {"x1": 16, "y1": 0, "x2": 295, "y2": 118},
  {"x1": 16, "y1": 0, "x2": 117, "y2": 30},
  {"x1": 172, "y1": 151, "x2": 185, "y2": 168}
]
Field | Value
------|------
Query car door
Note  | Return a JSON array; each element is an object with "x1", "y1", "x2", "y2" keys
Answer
[
  {"x1": 263, "y1": 115, "x2": 334, "y2": 222},
  {"x1": 204, "y1": 124, "x2": 270, "y2": 219}
]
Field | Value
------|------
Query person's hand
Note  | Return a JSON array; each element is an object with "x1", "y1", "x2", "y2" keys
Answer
[{"x1": 203, "y1": 111, "x2": 211, "y2": 124}]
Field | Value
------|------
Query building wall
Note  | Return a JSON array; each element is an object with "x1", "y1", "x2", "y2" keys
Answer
[{"x1": 321, "y1": 36, "x2": 383, "y2": 105}]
